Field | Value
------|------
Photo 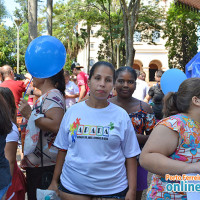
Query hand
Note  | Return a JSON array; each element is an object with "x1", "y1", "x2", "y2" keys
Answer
[
  {"x1": 26, "y1": 86, "x2": 34, "y2": 95},
  {"x1": 18, "y1": 98, "x2": 32, "y2": 119},
  {"x1": 48, "y1": 181, "x2": 59, "y2": 195},
  {"x1": 125, "y1": 189, "x2": 136, "y2": 200}
]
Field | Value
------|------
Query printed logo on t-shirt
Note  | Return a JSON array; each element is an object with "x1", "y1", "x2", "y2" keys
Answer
[{"x1": 70, "y1": 118, "x2": 114, "y2": 142}]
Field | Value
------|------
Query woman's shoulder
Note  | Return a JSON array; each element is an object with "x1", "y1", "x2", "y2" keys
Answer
[
  {"x1": 156, "y1": 114, "x2": 184, "y2": 131},
  {"x1": 140, "y1": 101, "x2": 153, "y2": 113},
  {"x1": 46, "y1": 89, "x2": 65, "y2": 102},
  {"x1": 41, "y1": 89, "x2": 65, "y2": 110},
  {"x1": 6, "y1": 123, "x2": 19, "y2": 143}
]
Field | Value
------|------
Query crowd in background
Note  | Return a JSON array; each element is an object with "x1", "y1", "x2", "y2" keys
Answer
[{"x1": 0, "y1": 62, "x2": 200, "y2": 200}]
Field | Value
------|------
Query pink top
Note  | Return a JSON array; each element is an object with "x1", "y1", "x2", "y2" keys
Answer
[{"x1": 77, "y1": 71, "x2": 89, "y2": 98}]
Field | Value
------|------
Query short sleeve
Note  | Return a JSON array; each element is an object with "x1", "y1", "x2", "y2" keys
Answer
[
  {"x1": 145, "y1": 113, "x2": 156, "y2": 132},
  {"x1": 42, "y1": 90, "x2": 65, "y2": 113},
  {"x1": 148, "y1": 86, "x2": 154, "y2": 97},
  {"x1": 121, "y1": 116, "x2": 141, "y2": 158},
  {"x1": 54, "y1": 110, "x2": 70, "y2": 150},
  {"x1": 77, "y1": 74, "x2": 86, "y2": 86},
  {"x1": 6, "y1": 123, "x2": 19, "y2": 143},
  {"x1": 156, "y1": 116, "x2": 182, "y2": 133}
]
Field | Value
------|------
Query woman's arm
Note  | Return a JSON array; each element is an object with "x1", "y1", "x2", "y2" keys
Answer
[
  {"x1": 78, "y1": 85, "x2": 86, "y2": 102},
  {"x1": 5, "y1": 142, "x2": 18, "y2": 176},
  {"x1": 139, "y1": 125, "x2": 198, "y2": 176},
  {"x1": 19, "y1": 98, "x2": 64, "y2": 133},
  {"x1": 35, "y1": 107, "x2": 64, "y2": 133},
  {"x1": 125, "y1": 157, "x2": 137, "y2": 200},
  {"x1": 65, "y1": 94, "x2": 79, "y2": 98},
  {"x1": 48, "y1": 150, "x2": 67, "y2": 193}
]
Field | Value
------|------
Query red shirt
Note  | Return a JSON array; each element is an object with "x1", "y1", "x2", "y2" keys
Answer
[
  {"x1": 77, "y1": 71, "x2": 89, "y2": 98},
  {"x1": 0, "y1": 80, "x2": 26, "y2": 108}
]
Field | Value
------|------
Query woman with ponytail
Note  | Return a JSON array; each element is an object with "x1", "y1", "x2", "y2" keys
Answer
[
  {"x1": 18, "y1": 69, "x2": 65, "y2": 200},
  {"x1": 140, "y1": 78, "x2": 200, "y2": 199}
]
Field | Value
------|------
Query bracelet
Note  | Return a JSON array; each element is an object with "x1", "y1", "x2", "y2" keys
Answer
[{"x1": 30, "y1": 89, "x2": 34, "y2": 95}]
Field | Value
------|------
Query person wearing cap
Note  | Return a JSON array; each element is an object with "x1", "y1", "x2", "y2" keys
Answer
[{"x1": 71, "y1": 63, "x2": 89, "y2": 102}]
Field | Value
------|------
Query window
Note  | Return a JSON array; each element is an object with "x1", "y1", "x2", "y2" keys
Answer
[
  {"x1": 134, "y1": 31, "x2": 141, "y2": 42},
  {"x1": 90, "y1": 59, "x2": 95, "y2": 66},
  {"x1": 152, "y1": 31, "x2": 160, "y2": 43},
  {"x1": 90, "y1": 43, "x2": 94, "y2": 49},
  {"x1": 91, "y1": 30, "x2": 94, "y2": 35}
]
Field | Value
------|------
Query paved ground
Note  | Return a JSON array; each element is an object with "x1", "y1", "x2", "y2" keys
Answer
[{"x1": 17, "y1": 149, "x2": 151, "y2": 200}]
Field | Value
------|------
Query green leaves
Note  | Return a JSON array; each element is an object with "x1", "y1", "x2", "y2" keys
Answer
[{"x1": 163, "y1": 3, "x2": 200, "y2": 70}]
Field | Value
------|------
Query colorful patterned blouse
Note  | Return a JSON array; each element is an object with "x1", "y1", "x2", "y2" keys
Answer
[
  {"x1": 129, "y1": 102, "x2": 156, "y2": 137},
  {"x1": 21, "y1": 89, "x2": 65, "y2": 168},
  {"x1": 147, "y1": 113, "x2": 200, "y2": 200}
]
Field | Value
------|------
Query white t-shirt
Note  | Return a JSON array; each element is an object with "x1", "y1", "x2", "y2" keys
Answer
[
  {"x1": 54, "y1": 101, "x2": 141, "y2": 195},
  {"x1": 6, "y1": 123, "x2": 19, "y2": 143},
  {"x1": 65, "y1": 81, "x2": 79, "y2": 108},
  {"x1": 132, "y1": 79, "x2": 149, "y2": 101}
]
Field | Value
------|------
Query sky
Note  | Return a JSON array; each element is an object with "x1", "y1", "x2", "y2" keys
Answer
[
  {"x1": 3, "y1": 0, "x2": 60, "y2": 27},
  {"x1": 4, "y1": 0, "x2": 20, "y2": 27}
]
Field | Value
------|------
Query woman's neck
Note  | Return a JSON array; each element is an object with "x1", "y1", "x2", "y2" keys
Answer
[
  {"x1": 39, "y1": 81, "x2": 56, "y2": 95},
  {"x1": 86, "y1": 96, "x2": 108, "y2": 109},
  {"x1": 116, "y1": 95, "x2": 133, "y2": 105},
  {"x1": 185, "y1": 109, "x2": 200, "y2": 124}
]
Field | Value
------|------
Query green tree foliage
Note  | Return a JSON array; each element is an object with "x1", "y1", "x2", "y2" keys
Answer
[
  {"x1": 52, "y1": 0, "x2": 102, "y2": 70},
  {"x1": 0, "y1": 0, "x2": 7, "y2": 22},
  {"x1": 136, "y1": 1, "x2": 164, "y2": 43},
  {"x1": 164, "y1": 3, "x2": 200, "y2": 71},
  {"x1": 97, "y1": 0, "x2": 164, "y2": 66},
  {"x1": 0, "y1": 24, "x2": 16, "y2": 67},
  {"x1": 14, "y1": 0, "x2": 28, "y2": 22}
]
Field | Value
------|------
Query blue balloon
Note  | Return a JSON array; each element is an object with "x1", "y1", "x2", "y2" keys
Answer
[
  {"x1": 160, "y1": 69, "x2": 187, "y2": 95},
  {"x1": 25, "y1": 35, "x2": 66, "y2": 78}
]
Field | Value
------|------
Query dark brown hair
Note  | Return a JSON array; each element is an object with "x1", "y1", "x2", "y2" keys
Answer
[
  {"x1": 115, "y1": 66, "x2": 137, "y2": 82},
  {"x1": 0, "y1": 87, "x2": 16, "y2": 124},
  {"x1": 89, "y1": 61, "x2": 115, "y2": 82},
  {"x1": 64, "y1": 70, "x2": 70, "y2": 77},
  {"x1": 49, "y1": 69, "x2": 65, "y2": 96},
  {"x1": 0, "y1": 94, "x2": 12, "y2": 135},
  {"x1": 163, "y1": 78, "x2": 200, "y2": 117}
]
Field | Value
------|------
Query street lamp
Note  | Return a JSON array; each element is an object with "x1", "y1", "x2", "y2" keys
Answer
[
  {"x1": 14, "y1": 18, "x2": 22, "y2": 74},
  {"x1": 115, "y1": 38, "x2": 121, "y2": 69}
]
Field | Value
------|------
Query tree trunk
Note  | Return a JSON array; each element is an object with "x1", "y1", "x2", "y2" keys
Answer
[
  {"x1": 87, "y1": 24, "x2": 91, "y2": 74},
  {"x1": 28, "y1": 0, "x2": 37, "y2": 43},
  {"x1": 120, "y1": 0, "x2": 140, "y2": 67},
  {"x1": 108, "y1": 0, "x2": 115, "y2": 65},
  {"x1": 47, "y1": 0, "x2": 53, "y2": 36}
]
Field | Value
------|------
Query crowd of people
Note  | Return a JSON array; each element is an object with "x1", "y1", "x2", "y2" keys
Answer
[{"x1": 0, "y1": 61, "x2": 200, "y2": 200}]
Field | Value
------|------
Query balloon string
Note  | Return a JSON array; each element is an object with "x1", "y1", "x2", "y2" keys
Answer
[{"x1": 23, "y1": 77, "x2": 33, "y2": 98}]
